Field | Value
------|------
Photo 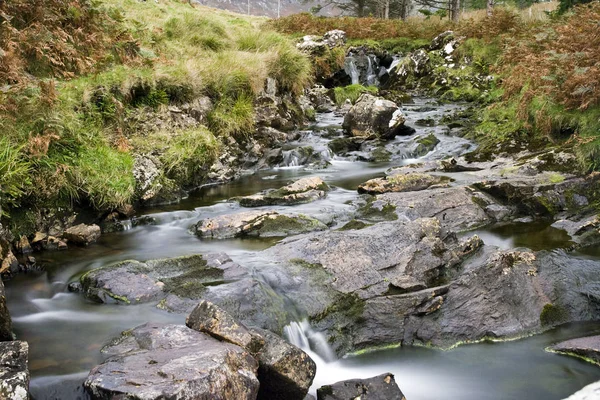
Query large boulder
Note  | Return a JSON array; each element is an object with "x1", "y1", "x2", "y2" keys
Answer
[
  {"x1": 342, "y1": 94, "x2": 407, "y2": 139},
  {"x1": 0, "y1": 341, "x2": 29, "y2": 400},
  {"x1": 84, "y1": 323, "x2": 259, "y2": 400},
  {"x1": 62, "y1": 223, "x2": 101, "y2": 246},
  {"x1": 357, "y1": 173, "x2": 450, "y2": 195},
  {"x1": 238, "y1": 177, "x2": 330, "y2": 207},
  {"x1": 563, "y1": 381, "x2": 600, "y2": 400},
  {"x1": 0, "y1": 279, "x2": 12, "y2": 341},
  {"x1": 317, "y1": 373, "x2": 405, "y2": 400},
  {"x1": 192, "y1": 211, "x2": 327, "y2": 239},
  {"x1": 549, "y1": 335, "x2": 600, "y2": 364},
  {"x1": 253, "y1": 328, "x2": 316, "y2": 400}
]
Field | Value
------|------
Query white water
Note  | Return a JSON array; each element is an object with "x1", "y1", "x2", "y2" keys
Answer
[{"x1": 344, "y1": 57, "x2": 360, "y2": 85}]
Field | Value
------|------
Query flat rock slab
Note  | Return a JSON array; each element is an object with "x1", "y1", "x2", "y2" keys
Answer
[
  {"x1": 358, "y1": 173, "x2": 450, "y2": 195},
  {"x1": 85, "y1": 323, "x2": 259, "y2": 400},
  {"x1": 193, "y1": 211, "x2": 327, "y2": 239},
  {"x1": 549, "y1": 335, "x2": 600, "y2": 364},
  {"x1": 238, "y1": 177, "x2": 329, "y2": 207},
  {"x1": 0, "y1": 341, "x2": 30, "y2": 400},
  {"x1": 317, "y1": 373, "x2": 405, "y2": 400}
]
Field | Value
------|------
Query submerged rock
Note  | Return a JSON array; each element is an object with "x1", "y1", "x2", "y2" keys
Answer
[
  {"x1": 0, "y1": 341, "x2": 29, "y2": 400},
  {"x1": 193, "y1": 210, "x2": 327, "y2": 239},
  {"x1": 85, "y1": 323, "x2": 259, "y2": 400},
  {"x1": 357, "y1": 173, "x2": 450, "y2": 195},
  {"x1": 62, "y1": 224, "x2": 101, "y2": 246},
  {"x1": 549, "y1": 335, "x2": 600, "y2": 365},
  {"x1": 317, "y1": 373, "x2": 405, "y2": 400},
  {"x1": 237, "y1": 177, "x2": 330, "y2": 207},
  {"x1": 342, "y1": 94, "x2": 406, "y2": 139}
]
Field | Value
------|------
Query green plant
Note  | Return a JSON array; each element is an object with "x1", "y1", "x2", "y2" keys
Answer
[
  {"x1": 0, "y1": 138, "x2": 31, "y2": 216},
  {"x1": 333, "y1": 84, "x2": 378, "y2": 105}
]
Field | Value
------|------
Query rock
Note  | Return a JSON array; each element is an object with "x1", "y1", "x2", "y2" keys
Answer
[
  {"x1": 328, "y1": 137, "x2": 363, "y2": 155},
  {"x1": 0, "y1": 341, "x2": 29, "y2": 400},
  {"x1": 182, "y1": 96, "x2": 213, "y2": 123},
  {"x1": 84, "y1": 323, "x2": 259, "y2": 400},
  {"x1": 439, "y1": 157, "x2": 483, "y2": 172},
  {"x1": 0, "y1": 238, "x2": 17, "y2": 275},
  {"x1": 297, "y1": 30, "x2": 346, "y2": 54},
  {"x1": 307, "y1": 86, "x2": 335, "y2": 112},
  {"x1": 133, "y1": 154, "x2": 162, "y2": 202},
  {"x1": 193, "y1": 210, "x2": 327, "y2": 239},
  {"x1": 238, "y1": 177, "x2": 330, "y2": 207},
  {"x1": 414, "y1": 133, "x2": 440, "y2": 156},
  {"x1": 0, "y1": 279, "x2": 13, "y2": 341},
  {"x1": 549, "y1": 335, "x2": 600, "y2": 365},
  {"x1": 371, "y1": 187, "x2": 494, "y2": 231},
  {"x1": 80, "y1": 254, "x2": 245, "y2": 305},
  {"x1": 563, "y1": 380, "x2": 600, "y2": 400},
  {"x1": 342, "y1": 94, "x2": 406, "y2": 139},
  {"x1": 358, "y1": 173, "x2": 450, "y2": 195},
  {"x1": 14, "y1": 236, "x2": 31, "y2": 255},
  {"x1": 186, "y1": 300, "x2": 264, "y2": 354},
  {"x1": 317, "y1": 373, "x2": 405, "y2": 400},
  {"x1": 253, "y1": 327, "x2": 316, "y2": 400},
  {"x1": 62, "y1": 224, "x2": 101, "y2": 246},
  {"x1": 388, "y1": 49, "x2": 432, "y2": 89}
]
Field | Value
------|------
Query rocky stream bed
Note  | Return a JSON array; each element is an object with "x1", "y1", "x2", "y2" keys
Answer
[{"x1": 2, "y1": 92, "x2": 600, "y2": 400}]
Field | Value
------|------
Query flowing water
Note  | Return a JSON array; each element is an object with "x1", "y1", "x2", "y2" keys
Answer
[{"x1": 5, "y1": 99, "x2": 600, "y2": 399}]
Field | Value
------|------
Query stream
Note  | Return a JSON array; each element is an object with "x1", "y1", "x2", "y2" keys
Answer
[{"x1": 5, "y1": 98, "x2": 600, "y2": 399}]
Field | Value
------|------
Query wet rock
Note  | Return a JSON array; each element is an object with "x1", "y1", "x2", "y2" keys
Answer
[
  {"x1": 253, "y1": 327, "x2": 316, "y2": 400},
  {"x1": 297, "y1": 30, "x2": 346, "y2": 54},
  {"x1": 80, "y1": 254, "x2": 239, "y2": 305},
  {"x1": 0, "y1": 238, "x2": 17, "y2": 275},
  {"x1": 439, "y1": 157, "x2": 483, "y2": 172},
  {"x1": 266, "y1": 218, "x2": 470, "y2": 299},
  {"x1": 358, "y1": 173, "x2": 450, "y2": 195},
  {"x1": 0, "y1": 279, "x2": 13, "y2": 341},
  {"x1": 63, "y1": 224, "x2": 101, "y2": 246},
  {"x1": 563, "y1": 380, "x2": 600, "y2": 400},
  {"x1": 85, "y1": 323, "x2": 259, "y2": 400},
  {"x1": 342, "y1": 94, "x2": 406, "y2": 139},
  {"x1": 328, "y1": 137, "x2": 363, "y2": 155},
  {"x1": 193, "y1": 210, "x2": 326, "y2": 239},
  {"x1": 414, "y1": 133, "x2": 440, "y2": 156},
  {"x1": 238, "y1": 177, "x2": 330, "y2": 207},
  {"x1": 14, "y1": 237, "x2": 32, "y2": 255},
  {"x1": 186, "y1": 300, "x2": 264, "y2": 354},
  {"x1": 364, "y1": 187, "x2": 494, "y2": 231},
  {"x1": 307, "y1": 86, "x2": 335, "y2": 112},
  {"x1": 549, "y1": 335, "x2": 600, "y2": 365},
  {"x1": 317, "y1": 373, "x2": 405, "y2": 400},
  {"x1": 387, "y1": 49, "x2": 432, "y2": 89},
  {"x1": 0, "y1": 341, "x2": 29, "y2": 400}
]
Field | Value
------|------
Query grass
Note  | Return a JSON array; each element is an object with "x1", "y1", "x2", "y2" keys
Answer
[
  {"x1": 0, "y1": 0, "x2": 313, "y2": 221},
  {"x1": 333, "y1": 84, "x2": 378, "y2": 105}
]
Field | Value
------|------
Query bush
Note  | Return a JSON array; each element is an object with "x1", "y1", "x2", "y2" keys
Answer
[{"x1": 0, "y1": 138, "x2": 31, "y2": 216}]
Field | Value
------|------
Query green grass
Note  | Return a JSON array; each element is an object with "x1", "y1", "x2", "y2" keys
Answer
[
  {"x1": 0, "y1": 0, "x2": 313, "y2": 223},
  {"x1": 333, "y1": 84, "x2": 378, "y2": 106}
]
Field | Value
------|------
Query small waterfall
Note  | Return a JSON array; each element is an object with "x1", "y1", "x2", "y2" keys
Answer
[
  {"x1": 122, "y1": 220, "x2": 133, "y2": 230},
  {"x1": 344, "y1": 56, "x2": 360, "y2": 85},
  {"x1": 284, "y1": 320, "x2": 337, "y2": 362},
  {"x1": 366, "y1": 55, "x2": 378, "y2": 86},
  {"x1": 386, "y1": 56, "x2": 401, "y2": 74},
  {"x1": 281, "y1": 150, "x2": 300, "y2": 168}
]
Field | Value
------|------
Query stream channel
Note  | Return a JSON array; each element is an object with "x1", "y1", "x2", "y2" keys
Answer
[{"x1": 5, "y1": 99, "x2": 600, "y2": 399}]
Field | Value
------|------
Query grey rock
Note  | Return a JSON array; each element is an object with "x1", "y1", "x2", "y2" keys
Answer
[
  {"x1": 85, "y1": 323, "x2": 259, "y2": 400},
  {"x1": 317, "y1": 373, "x2": 405, "y2": 400},
  {"x1": 133, "y1": 155, "x2": 162, "y2": 202},
  {"x1": 549, "y1": 335, "x2": 600, "y2": 364},
  {"x1": 0, "y1": 341, "x2": 29, "y2": 400},
  {"x1": 342, "y1": 94, "x2": 406, "y2": 139},
  {"x1": 253, "y1": 328, "x2": 316, "y2": 400},
  {"x1": 358, "y1": 173, "x2": 450, "y2": 195},
  {"x1": 307, "y1": 86, "x2": 335, "y2": 112},
  {"x1": 0, "y1": 279, "x2": 13, "y2": 341},
  {"x1": 193, "y1": 211, "x2": 327, "y2": 239},
  {"x1": 186, "y1": 300, "x2": 264, "y2": 354},
  {"x1": 238, "y1": 177, "x2": 329, "y2": 207},
  {"x1": 563, "y1": 380, "x2": 600, "y2": 400},
  {"x1": 63, "y1": 224, "x2": 101, "y2": 246}
]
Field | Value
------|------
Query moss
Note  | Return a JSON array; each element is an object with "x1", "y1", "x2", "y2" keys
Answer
[
  {"x1": 371, "y1": 147, "x2": 392, "y2": 162},
  {"x1": 333, "y1": 84, "x2": 378, "y2": 106},
  {"x1": 289, "y1": 258, "x2": 323, "y2": 269},
  {"x1": 415, "y1": 133, "x2": 440, "y2": 156},
  {"x1": 540, "y1": 303, "x2": 568, "y2": 326},
  {"x1": 338, "y1": 219, "x2": 372, "y2": 231},
  {"x1": 357, "y1": 198, "x2": 399, "y2": 222},
  {"x1": 313, "y1": 293, "x2": 366, "y2": 324},
  {"x1": 253, "y1": 214, "x2": 325, "y2": 236},
  {"x1": 546, "y1": 172, "x2": 565, "y2": 184}
]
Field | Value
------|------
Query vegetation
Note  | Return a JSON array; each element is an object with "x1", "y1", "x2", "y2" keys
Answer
[
  {"x1": 0, "y1": 0, "x2": 312, "y2": 221},
  {"x1": 333, "y1": 84, "x2": 378, "y2": 105}
]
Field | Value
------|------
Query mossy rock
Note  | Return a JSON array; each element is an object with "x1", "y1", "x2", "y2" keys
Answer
[
  {"x1": 414, "y1": 133, "x2": 440, "y2": 156},
  {"x1": 540, "y1": 303, "x2": 568, "y2": 327},
  {"x1": 247, "y1": 214, "x2": 327, "y2": 237},
  {"x1": 338, "y1": 220, "x2": 372, "y2": 231}
]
